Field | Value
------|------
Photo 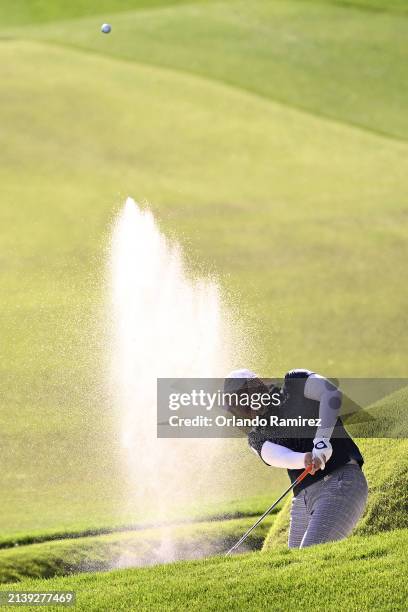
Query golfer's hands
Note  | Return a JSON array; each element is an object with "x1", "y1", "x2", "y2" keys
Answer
[
  {"x1": 312, "y1": 437, "x2": 333, "y2": 471},
  {"x1": 304, "y1": 452, "x2": 323, "y2": 475}
]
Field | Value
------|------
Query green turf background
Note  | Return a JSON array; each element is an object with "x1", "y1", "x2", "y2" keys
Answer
[{"x1": 1, "y1": 4, "x2": 407, "y2": 597}]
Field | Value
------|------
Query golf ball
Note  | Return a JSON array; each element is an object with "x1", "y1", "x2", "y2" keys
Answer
[{"x1": 101, "y1": 23, "x2": 111, "y2": 34}]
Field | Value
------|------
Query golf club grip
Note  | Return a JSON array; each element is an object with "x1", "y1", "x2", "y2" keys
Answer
[{"x1": 296, "y1": 464, "x2": 313, "y2": 483}]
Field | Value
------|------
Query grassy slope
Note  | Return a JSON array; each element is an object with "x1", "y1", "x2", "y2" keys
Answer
[
  {"x1": 345, "y1": 384, "x2": 408, "y2": 438},
  {"x1": 1, "y1": 0, "x2": 407, "y2": 538},
  {"x1": 0, "y1": 516, "x2": 274, "y2": 584},
  {"x1": 0, "y1": 492, "x2": 280, "y2": 549},
  {"x1": 5, "y1": 528, "x2": 408, "y2": 611},
  {"x1": 12, "y1": 0, "x2": 408, "y2": 141},
  {"x1": 3, "y1": 0, "x2": 407, "y2": 28},
  {"x1": 0, "y1": 1, "x2": 213, "y2": 26},
  {"x1": 2, "y1": 0, "x2": 407, "y2": 26},
  {"x1": 321, "y1": 0, "x2": 408, "y2": 13},
  {"x1": 3, "y1": 2, "x2": 408, "y2": 377}
]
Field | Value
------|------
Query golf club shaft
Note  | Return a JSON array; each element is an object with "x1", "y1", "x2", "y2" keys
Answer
[{"x1": 225, "y1": 465, "x2": 312, "y2": 556}]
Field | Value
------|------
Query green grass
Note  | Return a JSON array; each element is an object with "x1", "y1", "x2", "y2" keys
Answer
[
  {"x1": 345, "y1": 384, "x2": 408, "y2": 438},
  {"x1": 0, "y1": 1, "x2": 213, "y2": 26},
  {"x1": 321, "y1": 0, "x2": 408, "y2": 13},
  {"x1": 10, "y1": 0, "x2": 408, "y2": 140},
  {"x1": 1, "y1": 0, "x2": 407, "y2": 552},
  {"x1": 0, "y1": 492, "x2": 281, "y2": 550},
  {"x1": 3, "y1": 528, "x2": 407, "y2": 611},
  {"x1": 0, "y1": 516, "x2": 274, "y2": 584}
]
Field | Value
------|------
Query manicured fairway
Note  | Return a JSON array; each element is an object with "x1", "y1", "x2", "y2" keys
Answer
[
  {"x1": 0, "y1": 1, "x2": 212, "y2": 26},
  {"x1": 8, "y1": 0, "x2": 408, "y2": 139}
]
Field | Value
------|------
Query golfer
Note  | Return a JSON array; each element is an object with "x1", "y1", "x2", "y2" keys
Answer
[{"x1": 225, "y1": 368, "x2": 368, "y2": 548}]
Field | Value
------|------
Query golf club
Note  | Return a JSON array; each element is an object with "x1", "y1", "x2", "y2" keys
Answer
[{"x1": 225, "y1": 465, "x2": 313, "y2": 556}]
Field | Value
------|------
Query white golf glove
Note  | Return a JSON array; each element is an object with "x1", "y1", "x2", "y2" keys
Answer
[{"x1": 312, "y1": 438, "x2": 333, "y2": 470}]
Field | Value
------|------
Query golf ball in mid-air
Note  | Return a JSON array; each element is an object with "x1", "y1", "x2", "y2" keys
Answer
[{"x1": 101, "y1": 23, "x2": 111, "y2": 34}]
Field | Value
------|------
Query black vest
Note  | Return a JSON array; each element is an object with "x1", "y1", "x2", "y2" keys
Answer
[{"x1": 248, "y1": 370, "x2": 364, "y2": 495}]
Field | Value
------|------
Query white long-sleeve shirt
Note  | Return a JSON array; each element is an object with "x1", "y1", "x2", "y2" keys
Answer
[{"x1": 260, "y1": 372, "x2": 341, "y2": 468}]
